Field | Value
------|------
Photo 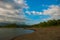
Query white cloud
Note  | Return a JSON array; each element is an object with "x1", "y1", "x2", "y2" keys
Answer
[
  {"x1": 25, "y1": 11, "x2": 42, "y2": 15},
  {"x1": 43, "y1": 5, "x2": 60, "y2": 15},
  {"x1": 0, "y1": 0, "x2": 27, "y2": 23},
  {"x1": 31, "y1": 11, "x2": 42, "y2": 15},
  {"x1": 31, "y1": 11, "x2": 36, "y2": 15},
  {"x1": 25, "y1": 11, "x2": 31, "y2": 15},
  {"x1": 43, "y1": 5, "x2": 60, "y2": 20}
]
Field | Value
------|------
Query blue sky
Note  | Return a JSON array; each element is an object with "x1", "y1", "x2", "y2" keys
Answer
[
  {"x1": 24, "y1": 0, "x2": 60, "y2": 25},
  {"x1": 26, "y1": 0, "x2": 59, "y2": 11}
]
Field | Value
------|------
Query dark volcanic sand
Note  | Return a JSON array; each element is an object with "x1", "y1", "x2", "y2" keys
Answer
[{"x1": 13, "y1": 27, "x2": 60, "y2": 40}]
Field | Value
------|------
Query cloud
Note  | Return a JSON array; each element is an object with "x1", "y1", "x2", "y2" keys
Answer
[
  {"x1": 0, "y1": 0, "x2": 26, "y2": 23},
  {"x1": 43, "y1": 5, "x2": 60, "y2": 20},
  {"x1": 25, "y1": 11, "x2": 42, "y2": 15},
  {"x1": 43, "y1": 5, "x2": 60, "y2": 15}
]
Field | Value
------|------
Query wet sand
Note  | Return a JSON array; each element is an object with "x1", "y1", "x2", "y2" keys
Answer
[{"x1": 13, "y1": 27, "x2": 60, "y2": 40}]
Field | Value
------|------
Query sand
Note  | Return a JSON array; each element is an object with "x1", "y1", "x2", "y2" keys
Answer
[{"x1": 12, "y1": 27, "x2": 60, "y2": 40}]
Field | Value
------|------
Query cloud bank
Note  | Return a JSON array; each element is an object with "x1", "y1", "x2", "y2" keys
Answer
[
  {"x1": 43, "y1": 5, "x2": 60, "y2": 20},
  {"x1": 0, "y1": 0, "x2": 27, "y2": 23}
]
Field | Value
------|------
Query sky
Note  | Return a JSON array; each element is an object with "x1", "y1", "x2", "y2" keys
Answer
[
  {"x1": 0, "y1": 0, "x2": 60, "y2": 25},
  {"x1": 25, "y1": 0, "x2": 60, "y2": 25}
]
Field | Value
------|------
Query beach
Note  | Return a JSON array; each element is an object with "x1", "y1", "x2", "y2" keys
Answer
[{"x1": 12, "y1": 26, "x2": 60, "y2": 40}]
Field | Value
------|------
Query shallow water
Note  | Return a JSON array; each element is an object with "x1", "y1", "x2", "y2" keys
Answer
[{"x1": 0, "y1": 28, "x2": 34, "y2": 40}]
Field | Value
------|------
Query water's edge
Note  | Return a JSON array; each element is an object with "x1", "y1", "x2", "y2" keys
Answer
[{"x1": 0, "y1": 28, "x2": 34, "y2": 40}]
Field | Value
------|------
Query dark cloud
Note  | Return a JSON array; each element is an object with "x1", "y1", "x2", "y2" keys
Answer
[{"x1": 0, "y1": 0, "x2": 26, "y2": 23}]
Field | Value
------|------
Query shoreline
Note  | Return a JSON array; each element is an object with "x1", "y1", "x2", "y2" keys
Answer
[{"x1": 12, "y1": 27, "x2": 60, "y2": 40}]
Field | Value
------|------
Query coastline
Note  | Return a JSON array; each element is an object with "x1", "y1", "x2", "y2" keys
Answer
[{"x1": 12, "y1": 27, "x2": 60, "y2": 40}]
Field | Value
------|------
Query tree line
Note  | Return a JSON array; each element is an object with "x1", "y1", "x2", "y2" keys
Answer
[{"x1": 32, "y1": 19, "x2": 60, "y2": 27}]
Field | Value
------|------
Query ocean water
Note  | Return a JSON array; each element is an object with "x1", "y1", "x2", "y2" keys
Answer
[{"x1": 0, "y1": 28, "x2": 34, "y2": 40}]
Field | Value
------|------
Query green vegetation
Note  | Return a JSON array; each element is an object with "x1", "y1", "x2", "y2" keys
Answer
[
  {"x1": 32, "y1": 19, "x2": 60, "y2": 27},
  {"x1": 0, "y1": 19, "x2": 60, "y2": 28}
]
